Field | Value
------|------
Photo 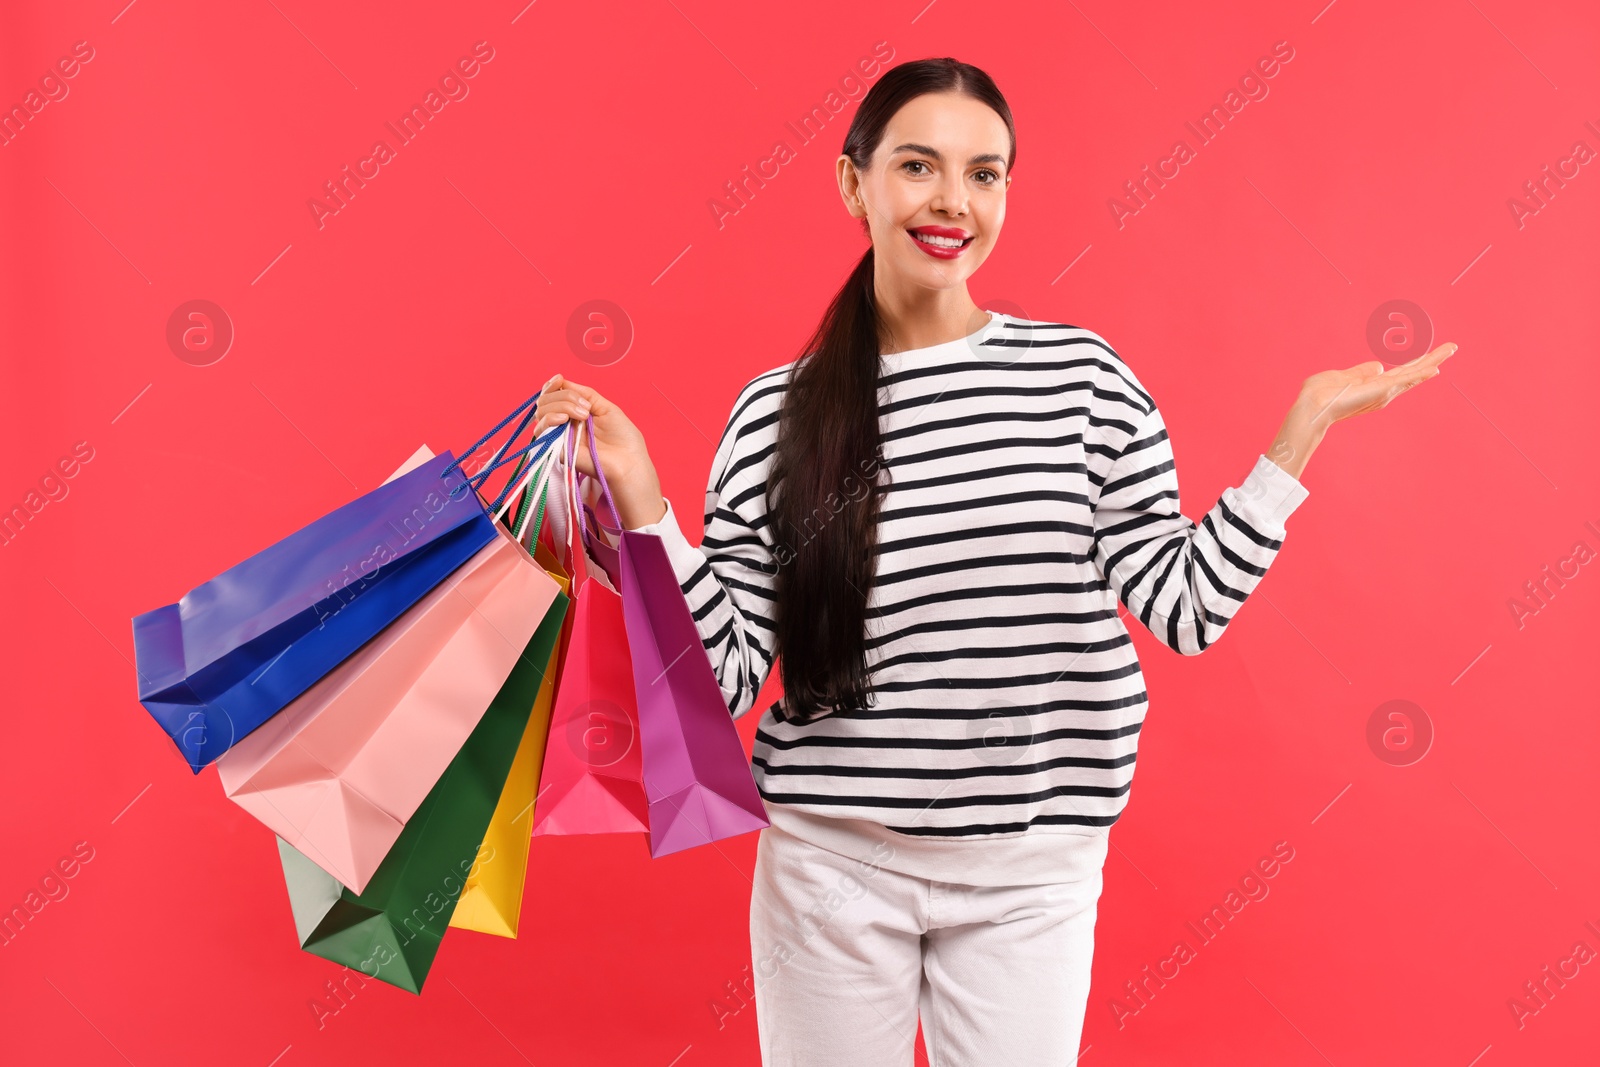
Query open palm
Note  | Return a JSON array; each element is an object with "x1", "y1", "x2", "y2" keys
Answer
[{"x1": 1304, "y1": 342, "x2": 1458, "y2": 427}]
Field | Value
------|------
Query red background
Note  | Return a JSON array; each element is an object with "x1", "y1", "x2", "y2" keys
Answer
[{"x1": 3, "y1": 1, "x2": 1597, "y2": 1064}]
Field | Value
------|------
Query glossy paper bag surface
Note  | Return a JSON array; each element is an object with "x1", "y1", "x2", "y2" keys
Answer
[
  {"x1": 132, "y1": 449, "x2": 495, "y2": 772},
  {"x1": 279, "y1": 587, "x2": 569, "y2": 993},
  {"x1": 530, "y1": 572, "x2": 649, "y2": 837},
  {"x1": 449, "y1": 538, "x2": 571, "y2": 938},
  {"x1": 218, "y1": 520, "x2": 561, "y2": 894},
  {"x1": 620, "y1": 529, "x2": 769, "y2": 856}
]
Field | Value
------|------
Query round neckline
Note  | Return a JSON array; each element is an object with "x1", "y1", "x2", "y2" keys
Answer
[{"x1": 879, "y1": 310, "x2": 1005, "y2": 360}]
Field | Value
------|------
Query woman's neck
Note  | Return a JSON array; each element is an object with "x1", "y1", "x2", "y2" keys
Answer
[{"x1": 872, "y1": 281, "x2": 989, "y2": 355}]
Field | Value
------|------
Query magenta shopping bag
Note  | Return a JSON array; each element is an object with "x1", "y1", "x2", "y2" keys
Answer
[{"x1": 568, "y1": 419, "x2": 769, "y2": 857}]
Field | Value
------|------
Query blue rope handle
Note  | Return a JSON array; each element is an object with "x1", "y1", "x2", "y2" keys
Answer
[
  {"x1": 467, "y1": 422, "x2": 560, "y2": 492},
  {"x1": 445, "y1": 426, "x2": 564, "y2": 511},
  {"x1": 440, "y1": 391, "x2": 565, "y2": 510},
  {"x1": 473, "y1": 401, "x2": 542, "y2": 490},
  {"x1": 475, "y1": 425, "x2": 566, "y2": 513},
  {"x1": 440, "y1": 392, "x2": 542, "y2": 486}
]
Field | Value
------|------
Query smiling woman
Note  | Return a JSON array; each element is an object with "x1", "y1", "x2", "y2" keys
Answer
[{"x1": 529, "y1": 55, "x2": 1455, "y2": 1067}]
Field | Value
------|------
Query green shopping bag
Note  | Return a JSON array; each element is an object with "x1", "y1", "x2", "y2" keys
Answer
[{"x1": 278, "y1": 583, "x2": 570, "y2": 993}]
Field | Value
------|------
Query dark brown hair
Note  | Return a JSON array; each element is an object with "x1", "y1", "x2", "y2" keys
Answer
[{"x1": 768, "y1": 57, "x2": 1016, "y2": 724}]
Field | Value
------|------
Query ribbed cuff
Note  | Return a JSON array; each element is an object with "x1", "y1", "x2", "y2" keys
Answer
[
  {"x1": 628, "y1": 496, "x2": 678, "y2": 535},
  {"x1": 1233, "y1": 454, "x2": 1311, "y2": 536}
]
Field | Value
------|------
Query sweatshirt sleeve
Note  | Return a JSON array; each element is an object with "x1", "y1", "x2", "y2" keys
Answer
[
  {"x1": 1091, "y1": 399, "x2": 1310, "y2": 656},
  {"x1": 624, "y1": 377, "x2": 785, "y2": 719}
]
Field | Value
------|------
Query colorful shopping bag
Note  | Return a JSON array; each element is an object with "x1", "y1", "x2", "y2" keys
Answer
[
  {"x1": 451, "y1": 448, "x2": 572, "y2": 938},
  {"x1": 619, "y1": 530, "x2": 770, "y2": 854},
  {"x1": 573, "y1": 418, "x2": 768, "y2": 855},
  {"x1": 131, "y1": 450, "x2": 495, "y2": 773},
  {"x1": 279, "y1": 583, "x2": 569, "y2": 992},
  {"x1": 217, "y1": 441, "x2": 565, "y2": 894},
  {"x1": 533, "y1": 419, "x2": 767, "y2": 854},
  {"x1": 131, "y1": 395, "x2": 555, "y2": 773},
  {"x1": 530, "y1": 432, "x2": 650, "y2": 838}
]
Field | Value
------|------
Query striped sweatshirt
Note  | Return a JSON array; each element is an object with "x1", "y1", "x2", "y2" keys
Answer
[{"x1": 624, "y1": 312, "x2": 1310, "y2": 885}]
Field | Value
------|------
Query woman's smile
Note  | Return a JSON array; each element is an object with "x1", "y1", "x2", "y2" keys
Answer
[{"x1": 907, "y1": 224, "x2": 974, "y2": 258}]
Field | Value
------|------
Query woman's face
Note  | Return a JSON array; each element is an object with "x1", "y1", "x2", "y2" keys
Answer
[{"x1": 838, "y1": 91, "x2": 1012, "y2": 293}]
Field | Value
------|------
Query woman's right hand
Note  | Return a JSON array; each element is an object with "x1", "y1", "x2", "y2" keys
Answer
[{"x1": 533, "y1": 373, "x2": 667, "y2": 528}]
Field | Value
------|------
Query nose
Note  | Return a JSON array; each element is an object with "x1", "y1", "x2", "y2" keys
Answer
[{"x1": 930, "y1": 171, "x2": 968, "y2": 218}]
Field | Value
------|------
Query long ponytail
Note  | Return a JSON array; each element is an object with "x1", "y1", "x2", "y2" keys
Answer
[{"x1": 767, "y1": 57, "x2": 1016, "y2": 724}]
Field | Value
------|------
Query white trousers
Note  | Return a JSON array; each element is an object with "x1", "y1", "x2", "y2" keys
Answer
[{"x1": 749, "y1": 822, "x2": 1103, "y2": 1067}]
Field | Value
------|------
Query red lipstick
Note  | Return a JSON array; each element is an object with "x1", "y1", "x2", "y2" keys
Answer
[{"x1": 907, "y1": 225, "x2": 974, "y2": 260}]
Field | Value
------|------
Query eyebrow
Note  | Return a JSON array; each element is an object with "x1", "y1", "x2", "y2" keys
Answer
[{"x1": 890, "y1": 142, "x2": 1006, "y2": 166}]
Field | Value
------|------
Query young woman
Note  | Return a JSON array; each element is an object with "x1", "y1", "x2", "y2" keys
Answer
[{"x1": 533, "y1": 57, "x2": 1453, "y2": 1067}]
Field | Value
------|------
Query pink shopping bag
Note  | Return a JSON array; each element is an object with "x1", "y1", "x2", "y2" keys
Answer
[
  {"x1": 530, "y1": 428, "x2": 650, "y2": 837},
  {"x1": 217, "y1": 445, "x2": 562, "y2": 893}
]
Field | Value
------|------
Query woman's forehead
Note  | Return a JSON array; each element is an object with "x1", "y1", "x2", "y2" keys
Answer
[{"x1": 878, "y1": 93, "x2": 1011, "y2": 159}]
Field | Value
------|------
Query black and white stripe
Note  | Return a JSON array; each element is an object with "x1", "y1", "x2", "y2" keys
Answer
[{"x1": 637, "y1": 315, "x2": 1309, "y2": 839}]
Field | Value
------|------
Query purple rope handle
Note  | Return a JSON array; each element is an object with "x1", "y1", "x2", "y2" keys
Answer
[{"x1": 564, "y1": 414, "x2": 623, "y2": 546}]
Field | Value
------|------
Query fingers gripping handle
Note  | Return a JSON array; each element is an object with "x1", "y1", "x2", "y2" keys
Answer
[{"x1": 564, "y1": 414, "x2": 624, "y2": 545}]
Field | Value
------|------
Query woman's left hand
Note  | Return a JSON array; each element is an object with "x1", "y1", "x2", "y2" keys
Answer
[
  {"x1": 1302, "y1": 342, "x2": 1458, "y2": 427},
  {"x1": 1264, "y1": 341, "x2": 1459, "y2": 480}
]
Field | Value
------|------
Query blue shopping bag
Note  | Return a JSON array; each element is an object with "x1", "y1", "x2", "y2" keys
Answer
[{"x1": 131, "y1": 397, "x2": 564, "y2": 773}]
